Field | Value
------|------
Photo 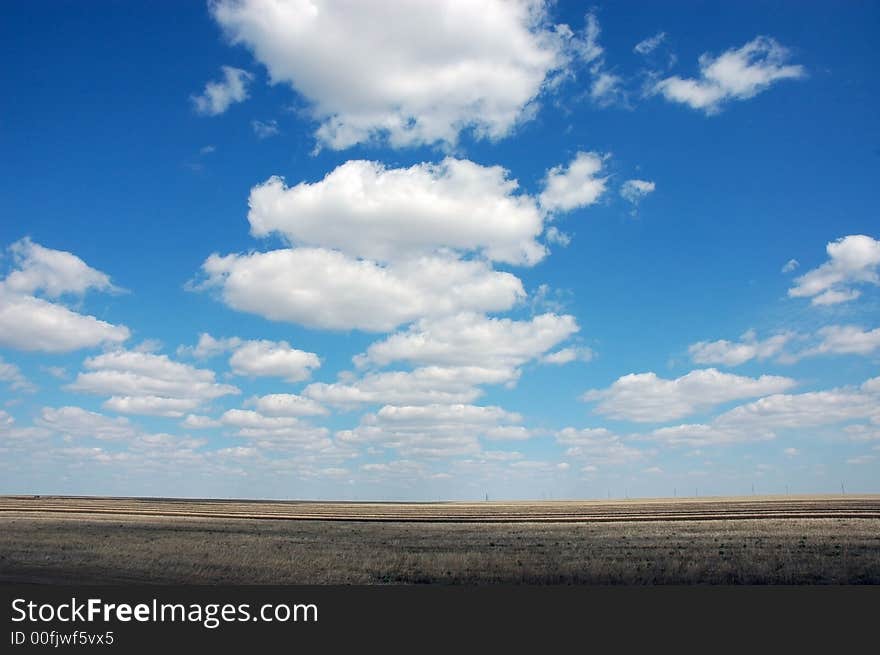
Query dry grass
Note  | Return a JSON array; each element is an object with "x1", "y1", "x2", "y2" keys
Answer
[{"x1": 1, "y1": 495, "x2": 878, "y2": 584}]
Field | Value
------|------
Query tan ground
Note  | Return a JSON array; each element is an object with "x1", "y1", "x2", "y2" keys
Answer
[{"x1": 1, "y1": 495, "x2": 878, "y2": 584}]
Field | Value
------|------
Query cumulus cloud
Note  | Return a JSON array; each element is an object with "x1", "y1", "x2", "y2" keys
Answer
[
  {"x1": 0, "y1": 357, "x2": 35, "y2": 392},
  {"x1": 777, "y1": 325, "x2": 880, "y2": 363},
  {"x1": 251, "y1": 119, "x2": 279, "y2": 139},
  {"x1": 36, "y1": 406, "x2": 135, "y2": 441},
  {"x1": 539, "y1": 151, "x2": 607, "y2": 212},
  {"x1": 67, "y1": 350, "x2": 239, "y2": 417},
  {"x1": 576, "y1": 12, "x2": 625, "y2": 108},
  {"x1": 642, "y1": 377, "x2": 880, "y2": 448},
  {"x1": 788, "y1": 235, "x2": 880, "y2": 305},
  {"x1": 355, "y1": 312, "x2": 579, "y2": 370},
  {"x1": 305, "y1": 366, "x2": 511, "y2": 408},
  {"x1": 209, "y1": 0, "x2": 572, "y2": 148},
  {"x1": 540, "y1": 346, "x2": 593, "y2": 365},
  {"x1": 653, "y1": 36, "x2": 805, "y2": 113},
  {"x1": 182, "y1": 414, "x2": 222, "y2": 429},
  {"x1": 556, "y1": 427, "x2": 645, "y2": 466},
  {"x1": 620, "y1": 179, "x2": 656, "y2": 204},
  {"x1": 338, "y1": 403, "x2": 524, "y2": 458},
  {"x1": 228, "y1": 340, "x2": 320, "y2": 382},
  {"x1": 191, "y1": 66, "x2": 252, "y2": 116},
  {"x1": 0, "y1": 239, "x2": 130, "y2": 353},
  {"x1": 634, "y1": 32, "x2": 666, "y2": 55},
  {"x1": 219, "y1": 408, "x2": 332, "y2": 452},
  {"x1": 246, "y1": 158, "x2": 547, "y2": 266},
  {"x1": 177, "y1": 333, "x2": 243, "y2": 359},
  {"x1": 196, "y1": 249, "x2": 525, "y2": 332},
  {"x1": 245, "y1": 393, "x2": 328, "y2": 417},
  {"x1": 3, "y1": 238, "x2": 122, "y2": 298},
  {"x1": 689, "y1": 329, "x2": 793, "y2": 366},
  {"x1": 583, "y1": 368, "x2": 797, "y2": 422},
  {"x1": 781, "y1": 258, "x2": 799, "y2": 273}
]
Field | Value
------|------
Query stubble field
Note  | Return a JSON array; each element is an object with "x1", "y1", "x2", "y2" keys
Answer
[{"x1": 1, "y1": 495, "x2": 878, "y2": 584}]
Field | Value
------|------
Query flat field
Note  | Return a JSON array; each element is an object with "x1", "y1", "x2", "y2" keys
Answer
[{"x1": 1, "y1": 495, "x2": 878, "y2": 584}]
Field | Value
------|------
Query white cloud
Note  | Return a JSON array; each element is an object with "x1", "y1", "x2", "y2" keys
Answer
[
  {"x1": 0, "y1": 290, "x2": 130, "y2": 353},
  {"x1": 689, "y1": 329, "x2": 793, "y2": 366},
  {"x1": 228, "y1": 339, "x2": 320, "y2": 382},
  {"x1": 210, "y1": 0, "x2": 572, "y2": 148},
  {"x1": 792, "y1": 325, "x2": 880, "y2": 360},
  {"x1": 36, "y1": 406, "x2": 135, "y2": 441},
  {"x1": 540, "y1": 346, "x2": 593, "y2": 365},
  {"x1": 0, "y1": 357, "x2": 35, "y2": 392},
  {"x1": 620, "y1": 179, "x2": 656, "y2": 204},
  {"x1": 338, "y1": 403, "x2": 524, "y2": 457},
  {"x1": 356, "y1": 312, "x2": 578, "y2": 370},
  {"x1": 539, "y1": 151, "x2": 607, "y2": 212},
  {"x1": 635, "y1": 376, "x2": 880, "y2": 450},
  {"x1": 788, "y1": 235, "x2": 880, "y2": 305},
  {"x1": 219, "y1": 408, "x2": 332, "y2": 451},
  {"x1": 583, "y1": 368, "x2": 797, "y2": 422},
  {"x1": 556, "y1": 427, "x2": 646, "y2": 466},
  {"x1": 251, "y1": 119, "x2": 279, "y2": 138},
  {"x1": 67, "y1": 350, "x2": 239, "y2": 417},
  {"x1": 182, "y1": 414, "x2": 222, "y2": 429},
  {"x1": 653, "y1": 36, "x2": 805, "y2": 114},
  {"x1": 634, "y1": 32, "x2": 666, "y2": 55},
  {"x1": 177, "y1": 333, "x2": 243, "y2": 359},
  {"x1": 246, "y1": 158, "x2": 547, "y2": 266},
  {"x1": 305, "y1": 366, "x2": 512, "y2": 407},
  {"x1": 191, "y1": 66, "x2": 252, "y2": 116},
  {"x1": 782, "y1": 258, "x2": 799, "y2": 273},
  {"x1": 712, "y1": 376, "x2": 880, "y2": 430},
  {"x1": 0, "y1": 240, "x2": 129, "y2": 353},
  {"x1": 245, "y1": 393, "x2": 328, "y2": 417},
  {"x1": 102, "y1": 396, "x2": 201, "y2": 418},
  {"x1": 196, "y1": 248, "x2": 525, "y2": 332},
  {"x1": 3, "y1": 238, "x2": 121, "y2": 298},
  {"x1": 545, "y1": 226, "x2": 571, "y2": 247},
  {"x1": 576, "y1": 12, "x2": 625, "y2": 108}
]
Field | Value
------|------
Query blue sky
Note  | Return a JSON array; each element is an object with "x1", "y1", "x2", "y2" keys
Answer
[{"x1": 1, "y1": 1, "x2": 878, "y2": 500}]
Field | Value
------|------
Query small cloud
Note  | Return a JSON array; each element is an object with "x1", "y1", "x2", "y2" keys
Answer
[
  {"x1": 252, "y1": 119, "x2": 280, "y2": 139},
  {"x1": 783, "y1": 447, "x2": 799, "y2": 457},
  {"x1": 191, "y1": 66, "x2": 253, "y2": 116},
  {"x1": 545, "y1": 226, "x2": 571, "y2": 247},
  {"x1": 200, "y1": 145, "x2": 216, "y2": 155},
  {"x1": 846, "y1": 454, "x2": 875, "y2": 465},
  {"x1": 620, "y1": 179, "x2": 656, "y2": 204},
  {"x1": 634, "y1": 32, "x2": 666, "y2": 55},
  {"x1": 643, "y1": 466, "x2": 663, "y2": 474},
  {"x1": 781, "y1": 258, "x2": 799, "y2": 273}
]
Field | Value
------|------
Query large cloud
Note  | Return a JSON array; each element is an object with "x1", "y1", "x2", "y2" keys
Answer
[
  {"x1": 209, "y1": 0, "x2": 573, "y2": 148},
  {"x1": 355, "y1": 312, "x2": 579, "y2": 369},
  {"x1": 247, "y1": 158, "x2": 546, "y2": 266},
  {"x1": 689, "y1": 329, "x2": 793, "y2": 367},
  {"x1": 67, "y1": 350, "x2": 240, "y2": 417},
  {"x1": 788, "y1": 235, "x2": 880, "y2": 305},
  {"x1": 0, "y1": 239, "x2": 130, "y2": 352},
  {"x1": 583, "y1": 368, "x2": 797, "y2": 422},
  {"x1": 337, "y1": 403, "x2": 524, "y2": 457},
  {"x1": 228, "y1": 340, "x2": 320, "y2": 382},
  {"x1": 197, "y1": 248, "x2": 525, "y2": 332},
  {"x1": 653, "y1": 36, "x2": 805, "y2": 113},
  {"x1": 643, "y1": 376, "x2": 880, "y2": 447},
  {"x1": 305, "y1": 366, "x2": 512, "y2": 407}
]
